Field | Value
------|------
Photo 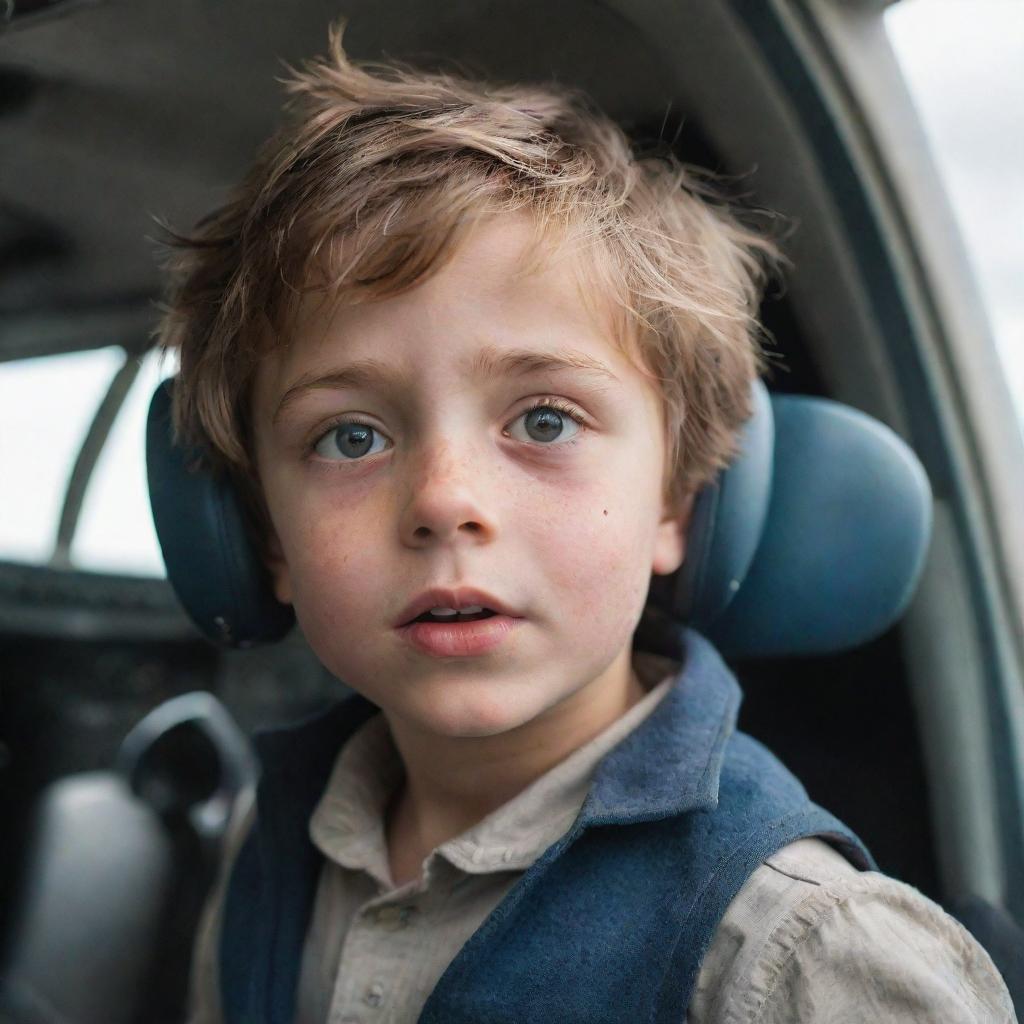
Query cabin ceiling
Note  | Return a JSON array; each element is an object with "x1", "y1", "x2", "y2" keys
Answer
[
  {"x1": 3, "y1": 0, "x2": 882, "y2": 416},
  {"x1": 0, "y1": 1, "x2": 769, "y2": 359}
]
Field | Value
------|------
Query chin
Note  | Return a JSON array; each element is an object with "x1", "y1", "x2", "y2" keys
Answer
[{"x1": 404, "y1": 683, "x2": 547, "y2": 739}]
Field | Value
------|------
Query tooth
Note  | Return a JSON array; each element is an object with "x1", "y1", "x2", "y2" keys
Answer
[
  {"x1": 460, "y1": 605, "x2": 484, "y2": 614},
  {"x1": 429, "y1": 607, "x2": 458, "y2": 617}
]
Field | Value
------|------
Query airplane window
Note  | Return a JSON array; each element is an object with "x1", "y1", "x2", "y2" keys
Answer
[
  {"x1": 73, "y1": 347, "x2": 177, "y2": 575},
  {"x1": 0, "y1": 345, "x2": 176, "y2": 576},
  {"x1": 0, "y1": 347, "x2": 118, "y2": 565},
  {"x1": 886, "y1": 0, "x2": 1024, "y2": 430}
]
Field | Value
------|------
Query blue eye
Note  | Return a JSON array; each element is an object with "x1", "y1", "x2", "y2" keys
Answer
[
  {"x1": 507, "y1": 402, "x2": 584, "y2": 445},
  {"x1": 312, "y1": 401, "x2": 585, "y2": 462},
  {"x1": 313, "y1": 422, "x2": 389, "y2": 461}
]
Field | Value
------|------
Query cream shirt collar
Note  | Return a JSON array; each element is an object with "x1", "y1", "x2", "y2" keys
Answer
[{"x1": 309, "y1": 651, "x2": 680, "y2": 890}]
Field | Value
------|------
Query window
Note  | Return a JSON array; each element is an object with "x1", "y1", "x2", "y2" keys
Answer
[
  {"x1": 886, "y1": 0, "x2": 1024, "y2": 428},
  {"x1": 0, "y1": 346, "x2": 177, "y2": 575}
]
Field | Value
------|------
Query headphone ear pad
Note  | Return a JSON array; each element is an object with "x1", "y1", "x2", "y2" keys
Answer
[
  {"x1": 647, "y1": 379, "x2": 774, "y2": 629},
  {"x1": 146, "y1": 379, "x2": 295, "y2": 647}
]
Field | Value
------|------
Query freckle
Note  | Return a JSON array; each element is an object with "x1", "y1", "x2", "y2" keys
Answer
[{"x1": 603, "y1": 509, "x2": 608, "y2": 516}]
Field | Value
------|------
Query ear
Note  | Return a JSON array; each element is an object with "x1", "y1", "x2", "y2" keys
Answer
[
  {"x1": 263, "y1": 527, "x2": 294, "y2": 605},
  {"x1": 651, "y1": 490, "x2": 696, "y2": 576}
]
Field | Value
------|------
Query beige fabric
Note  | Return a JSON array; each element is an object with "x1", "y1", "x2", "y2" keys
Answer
[
  {"x1": 188, "y1": 783, "x2": 255, "y2": 1022},
  {"x1": 188, "y1": 651, "x2": 1018, "y2": 1024},
  {"x1": 294, "y1": 650, "x2": 679, "y2": 1024},
  {"x1": 689, "y1": 837, "x2": 1017, "y2": 1023}
]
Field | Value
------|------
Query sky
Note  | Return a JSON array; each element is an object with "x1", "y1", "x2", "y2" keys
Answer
[
  {"x1": 885, "y1": 0, "x2": 1024, "y2": 407},
  {"x1": 1, "y1": 1, "x2": 1021, "y2": 576}
]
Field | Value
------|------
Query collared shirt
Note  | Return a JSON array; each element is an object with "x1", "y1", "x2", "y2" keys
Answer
[{"x1": 189, "y1": 649, "x2": 1017, "y2": 1023}]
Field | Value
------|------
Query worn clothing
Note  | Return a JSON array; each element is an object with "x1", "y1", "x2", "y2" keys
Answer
[
  {"x1": 189, "y1": 633, "x2": 1017, "y2": 1023},
  {"x1": 294, "y1": 651, "x2": 682, "y2": 1023}
]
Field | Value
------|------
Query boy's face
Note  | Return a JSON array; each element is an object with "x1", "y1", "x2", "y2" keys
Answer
[{"x1": 252, "y1": 215, "x2": 691, "y2": 742}]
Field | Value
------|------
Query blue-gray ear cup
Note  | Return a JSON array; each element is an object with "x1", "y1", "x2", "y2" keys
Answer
[
  {"x1": 646, "y1": 378, "x2": 775, "y2": 629},
  {"x1": 146, "y1": 378, "x2": 295, "y2": 647},
  {"x1": 707, "y1": 395, "x2": 933, "y2": 657}
]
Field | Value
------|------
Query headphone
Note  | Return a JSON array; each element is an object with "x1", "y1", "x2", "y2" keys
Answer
[
  {"x1": 146, "y1": 377, "x2": 773, "y2": 648},
  {"x1": 147, "y1": 376, "x2": 931, "y2": 658}
]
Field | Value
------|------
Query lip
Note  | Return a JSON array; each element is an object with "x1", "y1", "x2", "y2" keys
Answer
[
  {"x1": 397, "y1": 615, "x2": 522, "y2": 657},
  {"x1": 393, "y1": 586, "x2": 522, "y2": 628}
]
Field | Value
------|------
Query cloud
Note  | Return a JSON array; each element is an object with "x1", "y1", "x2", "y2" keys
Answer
[{"x1": 886, "y1": 0, "x2": 1024, "y2": 414}]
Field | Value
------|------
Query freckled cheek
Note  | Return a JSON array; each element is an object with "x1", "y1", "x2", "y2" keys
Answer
[
  {"x1": 521, "y1": 481, "x2": 653, "y2": 625},
  {"x1": 290, "y1": 559, "x2": 382, "y2": 659},
  {"x1": 273, "y1": 484, "x2": 387, "y2": 628}
]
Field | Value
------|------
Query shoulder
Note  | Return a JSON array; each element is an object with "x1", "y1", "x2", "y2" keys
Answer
[{"x1": 688, "y1": 837, "x2": 1017, "y2": 1024}]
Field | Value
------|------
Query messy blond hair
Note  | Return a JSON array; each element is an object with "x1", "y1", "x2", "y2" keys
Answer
[{"x1": 157, "y1": 24, "x2": 778, "y2": 540}]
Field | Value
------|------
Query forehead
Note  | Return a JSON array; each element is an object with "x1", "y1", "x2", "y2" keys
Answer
[{"x1": 260, "y1": 214, "x2": 642, "y2": 393}]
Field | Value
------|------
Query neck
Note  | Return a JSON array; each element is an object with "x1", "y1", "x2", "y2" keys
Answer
[{"x1": 382, "y1": 654, "x2": 648, "y2": 863}]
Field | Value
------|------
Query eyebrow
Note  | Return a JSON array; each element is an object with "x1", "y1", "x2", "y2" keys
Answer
[{"x1": 273, "y1": 346, "x2": 621, "y2": 423}]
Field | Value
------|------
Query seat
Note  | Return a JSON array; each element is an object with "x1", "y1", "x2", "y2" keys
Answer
[
  {"x1": 0, "y1": 693, "x2": 256, "y2": 1024},
  {"x1": 4, "y1": 377, "x2": 1020, "y2": 1021},
  {"x1": 145, "y1": 374, "x2": 1024, "y2": 1012}
]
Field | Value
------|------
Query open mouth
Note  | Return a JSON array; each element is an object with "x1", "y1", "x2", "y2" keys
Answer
[
  {"x1": 411, "y1": 609, "x2": 499, "y2": 624},
  {"x1": 399, "y1": 607, "x2": 520, "y2": 656}
]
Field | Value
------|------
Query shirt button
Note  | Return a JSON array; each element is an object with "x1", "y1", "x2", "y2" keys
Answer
[
  {"x1": 372, "y1": 904, "x2": 419, "y2": 929},
  {"x1": 364, "y1": 981, "x2": 386, "y2": 1007}
]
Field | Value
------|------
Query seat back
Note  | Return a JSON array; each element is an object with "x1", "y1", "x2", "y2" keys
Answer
[
  {"x1": 1, "y1": 775, "x2": 172, "y2": 1024},
  {"x1": 1, "y1": 694, "x2": 256, "y2": 1024},
  {"x1": 13, "y1": 377, "x2": 1022, "y2": 1022}
]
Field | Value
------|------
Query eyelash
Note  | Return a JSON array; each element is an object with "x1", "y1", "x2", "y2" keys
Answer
[
  {"x1": 505, "y1": 398, "x2": 587, "y2": 447},
  {"x1": 307, "y1": 397, "x2": 588, "y2": 461}
]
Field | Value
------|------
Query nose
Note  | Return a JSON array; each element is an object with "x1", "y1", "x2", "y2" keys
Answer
[{"x1": 397, "y1": 435, "x2": 499, "y2": 549}]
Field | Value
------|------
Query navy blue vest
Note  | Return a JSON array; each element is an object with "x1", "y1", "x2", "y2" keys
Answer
[{"x1": 219, "y1": 627, "x2": 877, "y2": 1023}]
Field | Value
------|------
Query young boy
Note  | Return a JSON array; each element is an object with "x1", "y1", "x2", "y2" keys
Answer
[{"x1": 160, "y1": 26, "x2": 1017, "y2": 1024}]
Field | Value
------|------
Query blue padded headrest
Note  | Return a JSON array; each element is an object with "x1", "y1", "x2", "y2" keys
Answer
[{"x1": 146, "y1": 377, "x2": 931, "y2": 656}]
